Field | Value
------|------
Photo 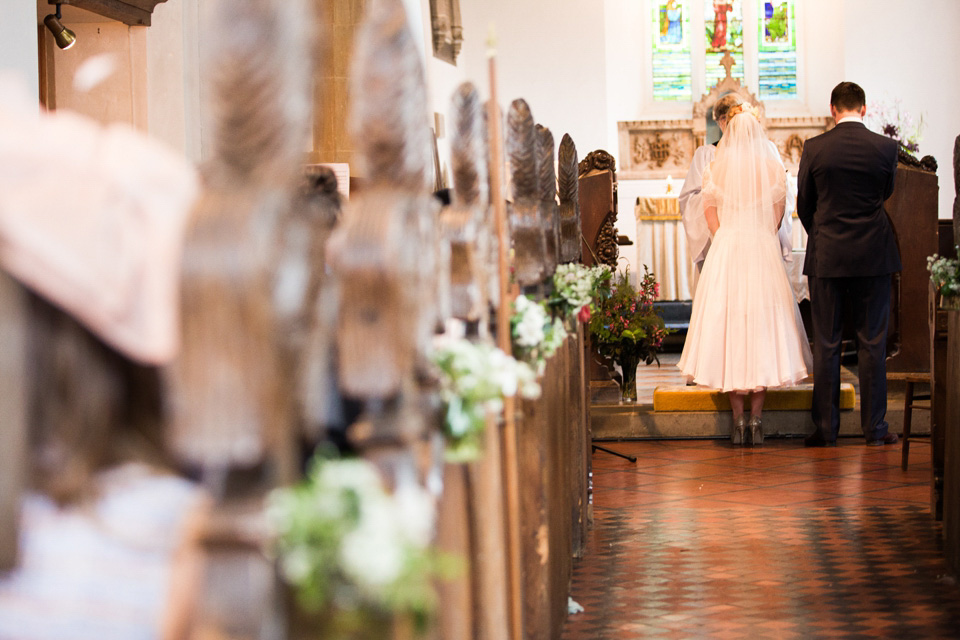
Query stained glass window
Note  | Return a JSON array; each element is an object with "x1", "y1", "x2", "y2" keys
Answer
[
  {"x1": 757, "y1": 0, "x2": 797, "y2": 99},
  {"x1": 704, "y1": 0, "x2": 744, "y2": 88},
  {"x1": 652, "y1": 0, "x2": 692, "y2": 101}
]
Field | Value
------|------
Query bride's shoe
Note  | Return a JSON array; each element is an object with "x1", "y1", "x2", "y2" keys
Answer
[
  {"x1": 749, "y1": 416, "x2": 763, "y2": 446},
  {"x1": 731, "y1": 415, "x2": 747, "y2": 445}
]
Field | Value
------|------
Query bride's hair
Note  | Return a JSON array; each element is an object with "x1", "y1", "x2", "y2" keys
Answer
[
  {"x1": 725, "y1": 103, "x2": 760, "y2": 121},
  {"x1": 712, "y1": 94, "x2": 743, "y2": 123},
  {"x1": 703, "y1": 102, "x2": 786, "y2": 230}
]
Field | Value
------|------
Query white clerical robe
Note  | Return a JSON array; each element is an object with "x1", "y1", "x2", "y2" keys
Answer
[{"x1": 679, "y1": 143, "x2": 792, "y2": 269}]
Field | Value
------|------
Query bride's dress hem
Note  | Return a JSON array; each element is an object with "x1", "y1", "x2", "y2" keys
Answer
[{"x1": 678, "y1": 366, "x2": 809, "y2": 394}]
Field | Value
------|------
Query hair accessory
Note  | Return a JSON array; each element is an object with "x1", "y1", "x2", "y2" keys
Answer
[{"x1": 727, "y1": 103, "x2": 760, "y2": 120}]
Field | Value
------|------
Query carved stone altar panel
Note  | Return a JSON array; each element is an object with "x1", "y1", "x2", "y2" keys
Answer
[
  {"x1": 767, "y1": 117, "x2": 834, "y2": 173},
  {"x1": 617, "y1": 120, "x2": 696, "y2": 181}
]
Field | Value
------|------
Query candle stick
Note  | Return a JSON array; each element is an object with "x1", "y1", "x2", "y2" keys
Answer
[{"x1": 487, "y1": 40, "x2": 524, "y2": 640}]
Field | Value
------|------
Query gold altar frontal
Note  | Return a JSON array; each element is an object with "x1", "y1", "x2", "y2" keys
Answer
[{"x1": 635, "y1": 194, "x2": 680, "y2": 220}]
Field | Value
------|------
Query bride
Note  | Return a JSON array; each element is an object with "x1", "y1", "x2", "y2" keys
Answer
[{"x1": 677, "y1": 103, "x2": 812, "y2": 446}]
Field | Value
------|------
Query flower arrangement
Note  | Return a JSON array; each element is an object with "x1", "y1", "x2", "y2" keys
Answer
[
  {"x1": 928, "y1": 249, "x2": 960, "y2": 308},
  {"x1": 865, "y1": 98, "x2": 925, "y2": 155},
  {"x1": 549, "y1": 263, "x2": 613, "y2": 326},
  {"x1": 511, "y1": 294, "x2": 568, "y2": 374},
  {"x1": 268, "y1": 456, "x2": 447, "y2": 628},
  {"x1": 431, "y1": 337, "x2": 541, "y2": 461},
  {"x1": 587, "y1": 266, "x2": 668, "y2": 400}
]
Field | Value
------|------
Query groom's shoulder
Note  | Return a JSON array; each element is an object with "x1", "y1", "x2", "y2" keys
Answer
[{"x1": 800, "y1": 128, "x2": 830, "y2": 156}]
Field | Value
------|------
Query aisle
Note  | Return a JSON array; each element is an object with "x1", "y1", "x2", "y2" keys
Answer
[{"x1": 563, "y1": 438, "x2": 960, "y2": 639}]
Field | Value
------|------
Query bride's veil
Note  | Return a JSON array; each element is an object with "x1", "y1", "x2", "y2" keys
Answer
[{"x1": 702, "y1": 108, "x2": 786, "y2": 232}]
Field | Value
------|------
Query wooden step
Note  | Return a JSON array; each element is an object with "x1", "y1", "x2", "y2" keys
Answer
[{"x1": 652, "y1": 383, "x2": 856, "y2": 412}]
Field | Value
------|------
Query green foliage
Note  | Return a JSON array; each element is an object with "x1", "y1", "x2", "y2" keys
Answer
[
  {"x1": 588, "y1": 267, "x2": 669, "y2": 366},
  {"x1": 268, "y1": 454, "x2": 456, "y2": 627},
  {"x1": 431, "y1": 339, "x2": 540, "y2": 461},
  {"x1": 928, "y1": 249, "x2": 960, "y2": 303}
]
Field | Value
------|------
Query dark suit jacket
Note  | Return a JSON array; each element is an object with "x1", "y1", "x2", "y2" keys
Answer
[{"x1": 796, "y1": 121, "x2": 901, "y2": 277}]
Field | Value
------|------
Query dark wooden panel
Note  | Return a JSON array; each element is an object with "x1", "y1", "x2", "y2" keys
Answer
[
  {"x1": 56, "y1": 0, "x2": 165, "y2": 26},
  {"x1": 514, "y1": 337, "x2": 585, "y2": 639},
  {"x1": 570, "y1": 327, "x2": 589, "y2": 558},
  {"x1": 518, "y1": 390, "x2": 549, "y2": 638},
  {"x1": 932, "y1": 221, "x2": 956, "y2": 518},
  {"x1": 942, "y1": 310, "x2": 960, "y2": 574},
  {"x1": 577, "y1": 171, "x2": 615, "y2": 268},
  {"x1": 885, "y1": 166, "x2": 939, "y2": 373},
  {"x1": 931, "y1": 285, "x2": 948, "y2": 519},
  {"x1": 467, "y1": 421, "x2": 511, "y2": 640},
  {"x1": 435, "y1": 463, "x2": 474, "y2": 640}
]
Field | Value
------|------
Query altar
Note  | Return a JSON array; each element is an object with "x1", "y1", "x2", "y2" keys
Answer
[{"x1": 634, "y1": 194, "x2": 694, "y2": 301}]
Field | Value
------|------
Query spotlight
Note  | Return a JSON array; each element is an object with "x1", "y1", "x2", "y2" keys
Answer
[{"x1": 44, "y1": 4, "x2": 77, "y2": 50}]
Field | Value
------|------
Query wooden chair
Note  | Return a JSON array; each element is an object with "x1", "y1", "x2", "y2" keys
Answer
[{"x1": 887, "y1": 371, "x2": 932, "y2": 471}]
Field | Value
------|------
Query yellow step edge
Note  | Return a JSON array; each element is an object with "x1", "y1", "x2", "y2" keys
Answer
[{"x1": 653, "y1": 383, "x2": 856, "y2": 412}]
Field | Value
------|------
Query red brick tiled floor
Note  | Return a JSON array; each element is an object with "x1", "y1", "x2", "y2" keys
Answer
[{"x1": 563, "y1": 438, "x2": 960, "y2": 639}]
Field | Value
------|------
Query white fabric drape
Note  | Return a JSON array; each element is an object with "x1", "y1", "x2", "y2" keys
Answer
[{"x1": 634, "y1": 196, "x2": 694, "y2": 301}]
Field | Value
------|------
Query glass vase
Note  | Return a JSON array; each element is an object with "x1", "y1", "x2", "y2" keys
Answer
[
  {"x1": 618, "y1": 352, "x2": 639, "y2": 403},
  {"x1": 940, "y1": 295, "x2": 960, "y2": 311}
]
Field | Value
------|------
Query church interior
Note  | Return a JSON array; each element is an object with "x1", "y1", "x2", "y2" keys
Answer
[{"x1": 1, "y1": 0, "x2": 960, "y2": 637}]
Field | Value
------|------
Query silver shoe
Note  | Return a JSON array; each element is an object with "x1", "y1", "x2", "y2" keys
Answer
[
  {"x1": 732, "y1": 415, "x2": 747, "y2": 445},
  {"x1": 749, "y1": 416, "x2": 763, "y2": 446}
]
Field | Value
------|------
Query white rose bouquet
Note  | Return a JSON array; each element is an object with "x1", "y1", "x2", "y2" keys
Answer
[
  {"x1": 928, "y1": 249, "x2": 960, "y2": 307},
  {"x1": 431, "y1": 337, "x2": 541, "y2": 460},
  {"x1": 550, "y1": 263, "x2": 612, "y2": 325},
  {"x1": 268, "y1": 457, "x2": 448, "y2": 623},
  {"x1": 511, "y1": 294, "x2": 568, "y2": 374}
]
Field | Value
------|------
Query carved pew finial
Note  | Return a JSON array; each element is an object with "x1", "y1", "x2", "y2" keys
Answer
[
  {"x1": 170, "y1": 0, "x2": 314, "y2": 470},
  {"x1": 350, "y1": 0, "x2": 434, "y2": 191},
  {"x1": 451, "y1": 82, "x2": 490, "y2": 210},
  {"x1": 536, "y1": 124, "x2": 559, "y2": 276},
  {"x1": 203, "y1": 0, "x2": 312, "y2": 191},
  {"x1": 328, "y1": 0, "x2": 441, "y2": 438},
  {"x1": 558, "y1": 133, "x2": 581, "y2": 263},
  {"x1": 506, "y1": 99, "x2": 545, "y2": 289},
  {"x1": 442, "y1": 82, "x2": 492, "y2": 330}
]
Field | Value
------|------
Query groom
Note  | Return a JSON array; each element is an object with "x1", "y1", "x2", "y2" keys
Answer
[{"x1": 797, "y1": 81, "x2": 901, "y2": 447}]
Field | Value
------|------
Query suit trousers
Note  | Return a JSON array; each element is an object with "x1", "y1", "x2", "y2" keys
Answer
[{"x1": 808, "y1": 274, "x2": 891, "y2": 442}]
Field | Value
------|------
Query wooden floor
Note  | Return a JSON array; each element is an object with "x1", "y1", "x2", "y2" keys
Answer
[{"x1": 562, "y1": 437, "x2": 960, "y2": 639}]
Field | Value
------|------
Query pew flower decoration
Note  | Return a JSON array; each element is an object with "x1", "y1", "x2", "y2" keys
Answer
[
  {"x1": 268, "y1": 455, "x2": 444, "y2": 626},
  {"x1": 550, "y1": 263, "x2": 613, "y2": 325},
  {"x1": 928, "y1": 249, "x2": 960, "y2": 309},
  {"x1": 431, "y1": 337, "x2": 541, "y2": 460},
  {"x1": 511, "y1": 294, "x2": 568, "y2": 374},
  {"x1": 865, "y1": 98, "x2": 924, "y2": 155}
]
